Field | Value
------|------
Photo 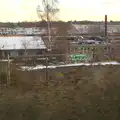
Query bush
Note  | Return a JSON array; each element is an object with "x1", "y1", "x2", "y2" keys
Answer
[{"x1": 0, "y1": 66, "x2": 119, "y2": 120}]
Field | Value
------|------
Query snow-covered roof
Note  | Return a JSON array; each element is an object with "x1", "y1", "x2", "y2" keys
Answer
[{"x1": 0, "y1": 36, "x2": 46, "y2": 50}]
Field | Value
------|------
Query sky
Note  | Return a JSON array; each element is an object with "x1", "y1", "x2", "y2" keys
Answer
[{"x1": 0, "y1": 0, "x2": 120, "y2": 22}]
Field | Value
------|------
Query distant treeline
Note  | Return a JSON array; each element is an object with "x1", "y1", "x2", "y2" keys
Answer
[{"x1": 0, "y1": 20, "x2": 120, "y2": 28}]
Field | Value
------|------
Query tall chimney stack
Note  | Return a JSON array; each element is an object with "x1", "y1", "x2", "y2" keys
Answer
[{"x1": 105, "y1": 15, "x2": 107, "y2": 42}]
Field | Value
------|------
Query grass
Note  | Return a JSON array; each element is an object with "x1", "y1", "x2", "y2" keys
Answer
[{"x1": 0, "y1": 65, "x2": 120, "y2": 120}]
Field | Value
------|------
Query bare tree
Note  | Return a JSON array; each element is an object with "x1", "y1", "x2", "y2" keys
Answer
[
  {"x1": 37, "y1": 0, "x2": 59, "y2": 21},
  {"x1": 37, "y1": 0, "x2": 59, "y2": 51},
  {"x1": 37, "y1": 0, "x2": 73, "y2": 63},
  {"x1": 21, "y1": 39, "x2": 30, "y2": 50},
  {"x1": 20, "y1": 38, "x2": 31, "y2": 66},
  {"x1": 21, "y1": 39, "x2": 30, "y2": 56}
]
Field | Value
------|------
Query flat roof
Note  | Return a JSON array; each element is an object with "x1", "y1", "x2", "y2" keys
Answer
[{"x1": 0, "y1": 36, "x2": 46, "y2": 50}]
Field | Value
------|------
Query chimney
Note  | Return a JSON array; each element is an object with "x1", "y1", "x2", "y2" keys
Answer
[{"x1": 105, "y1": 15, "x2": 108, "y2": 42}]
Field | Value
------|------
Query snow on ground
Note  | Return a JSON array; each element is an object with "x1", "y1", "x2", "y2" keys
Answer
[
  {"x1": 21, "y1": 61, "x2": 120, "y2": 71},
  {"x1": 0, "y1": 59, "x2": 13, "y2": 62}
]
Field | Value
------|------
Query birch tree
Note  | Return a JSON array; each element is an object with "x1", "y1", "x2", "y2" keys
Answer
[{"x1": 37, "y1": 0, "x2": 59, "y2": 51}]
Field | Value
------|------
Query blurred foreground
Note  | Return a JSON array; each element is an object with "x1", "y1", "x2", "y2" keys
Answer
[{"x1": 0, "y1": 66, "x2": 120, "y2": 120}]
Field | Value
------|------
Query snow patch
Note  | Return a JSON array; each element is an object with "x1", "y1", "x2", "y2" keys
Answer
[{"x1": 20, "y1": 61, "x2": 120, "y2": 71}]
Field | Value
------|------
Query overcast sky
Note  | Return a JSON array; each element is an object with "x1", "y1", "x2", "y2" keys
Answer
[{"x1": 0, "y1": 0, "x2": 120, "y2": 22}]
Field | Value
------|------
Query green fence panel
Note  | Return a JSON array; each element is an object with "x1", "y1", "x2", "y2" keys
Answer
[{"x1": 71, "y1": 54, "x2": 88, "y2": 61}]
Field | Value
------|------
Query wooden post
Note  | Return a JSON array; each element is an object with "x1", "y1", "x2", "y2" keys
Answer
[
  {"x1": 66, "y1": 41, "x2": 70, "y2": 64},
  {"x1": 45, "y1": 56, "x2": 48, "y2": 85},
  {"x1": 7, "y1": 54, "x2": 10, "y2": 86}
]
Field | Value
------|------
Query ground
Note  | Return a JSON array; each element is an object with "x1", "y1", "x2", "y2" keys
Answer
[{"x1": 0, "y1": 65, "x2": 120, "y2": 120}]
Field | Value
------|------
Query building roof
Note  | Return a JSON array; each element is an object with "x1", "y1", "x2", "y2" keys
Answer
[{"x1": 0, "y1": 36, "x2": 46, "y2": 50}]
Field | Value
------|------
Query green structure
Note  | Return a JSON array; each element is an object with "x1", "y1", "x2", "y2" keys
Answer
[{"x1": 71, "y1": 54, "x2": 89, "y2": 61}]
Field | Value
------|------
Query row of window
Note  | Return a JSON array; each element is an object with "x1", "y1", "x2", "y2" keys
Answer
[
  {"x1": 69, "y1": 47, "x2": 109, "y2": 51},
  {"x1": 0, "y1": 32, "x2": 42, "y2": 35},
  {"x1": 68, "y1": 47, "x2": 115, "y2": 54}
]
